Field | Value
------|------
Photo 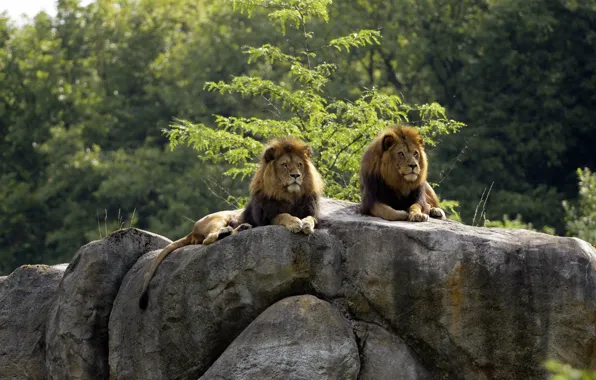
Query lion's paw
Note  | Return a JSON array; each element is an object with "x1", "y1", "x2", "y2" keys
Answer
[
  {"x1": 285, "y1": 217, "x2": 303, "y2": 233},
  {"x1": 408, "y1": 212, "x2": 429, "y2": 223},
  {"x1": 235, "y1": 223, "x2": 252, "y2": 233},
  {"x1": 429, "y1": 207, "x2": 445, "y2": 219},
  {"x1": 301, "y1": 216, "x2": 316, "y2": 235},
  {"x1": 217, "y1": 226, "x2": 234, "y2": 239}
]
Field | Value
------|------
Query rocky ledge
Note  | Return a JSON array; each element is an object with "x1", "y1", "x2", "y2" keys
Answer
[{"x1": 1, "y1": 198, "x2": 595, "y2": 380}]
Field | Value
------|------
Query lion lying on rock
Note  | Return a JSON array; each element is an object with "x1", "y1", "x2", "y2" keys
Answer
[
  {"x1": 359, "y1": 125, "x2": 445, "y2": 222},
  {"x1": 139, "y1": 137, "x2": 324, "y2": 309}
]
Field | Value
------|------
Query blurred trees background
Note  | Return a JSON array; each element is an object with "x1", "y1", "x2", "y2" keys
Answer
[{"x1": 1, "y1": 0, "x2": 595, "y2": 274}]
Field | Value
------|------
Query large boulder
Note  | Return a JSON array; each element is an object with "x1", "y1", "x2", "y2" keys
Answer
[
  {"x1": 108, "y1": 227, "x2": 342, "y2": 380},
  {"x1": 108, "y1": 198, "x2": 596, "y2": 380},
  {"x1": 45, "y1": 229, "x2": 171, "y2": 380},
  {"x1": 324, "y1": 200, "x2": 596, "y2": 378},
  {"x1": 199, "y1": 295, "x2": 360, "y2": 380},
  {"x1": 0, "y1": 264, "x2": 67, "y2": 380}
]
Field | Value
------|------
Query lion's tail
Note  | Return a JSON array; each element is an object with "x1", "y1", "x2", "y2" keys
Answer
[{"x1": 138, "y1": 233, "x2": 193, "y2": 310}]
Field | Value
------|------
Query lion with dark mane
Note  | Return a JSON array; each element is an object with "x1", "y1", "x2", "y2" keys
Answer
[
  {"x1": 359, "y1": 125, "x2": 445, "y2": 222},
  {"x1": 139, "y1": 137, "x2": 324, "y2": 310}
]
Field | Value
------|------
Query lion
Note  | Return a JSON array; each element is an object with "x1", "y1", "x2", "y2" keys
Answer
[
  {"x1": 138, "y1": 137, "x2": 324, "y2": 310},
  {"x1": 242, "y1": 137, "x2": 324, "y2": 233},
  {"x1": 359, "y1": 125, "x2": 446, "y2": 222}
]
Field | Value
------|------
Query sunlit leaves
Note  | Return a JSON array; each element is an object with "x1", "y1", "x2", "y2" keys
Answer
[
  {"x1": 228, "y1": 0, "x2": 332, "y2": 26},
  {"x1": 244, "y1": 44, "x2": 297, "y2": 65},
  {"x1": 545, "y1": 359, "x2": 596, "y2": 380},
  {"x1": 329, "y1": 30, "x2": 382, "y2": 52}
]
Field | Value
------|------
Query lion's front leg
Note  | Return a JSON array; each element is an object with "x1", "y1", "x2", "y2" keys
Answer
[
  {"x1": 408, "y1": 203, "x2": 429, "y2": 222},
  {"x1": 300, "y1": 216, "x2": 317, "y2": 235},
  {"x1": 273, "y1": 213, "x2": 303, "y2": 233},
  {"x1": 370, "y1": 202, "x2": 408, "y2": 221}
]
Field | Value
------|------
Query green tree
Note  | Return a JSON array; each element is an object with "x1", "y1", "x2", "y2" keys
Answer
[
  {"x1": 168, "y1": 0, "x2": 463, "y2": 203},
  {"x1": 0, "y1": 11, "x2": 69, "y2": 271},
  {"x1": 431, "y1": 0, "x2": 596, "y2": 232},
  {"x1": 0, "y1": 0, "x2": 251, "y2": 274}
]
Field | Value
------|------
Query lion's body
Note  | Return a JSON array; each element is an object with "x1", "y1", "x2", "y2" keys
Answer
[
  {"x1": 243, "y1": 194, "x2": 319, "y2": 227},
  {"x1": 239, "y1": 137, "x2": 324, "y2": 233},
  {"x1": 139, "y1": 137, "x2": 324, "y2": 310},
  {"x1": 360, "y1": 126, "x2": 445, "y2": 222},
  {"x1": 138, "y1": 209, "x2": 247, "y2": 309}
]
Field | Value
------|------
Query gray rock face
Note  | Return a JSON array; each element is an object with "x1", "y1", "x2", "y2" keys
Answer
[
  {"x1": 1, "y1": 198, "x2": 595, "y2": 380},
  {"x1": 323, "y1": 200, "x2": 596, "y2": 379},
  {"x1": 354, "y1": 322, "x2": 431, "y2": 380},
  {"x1": 45, "y1": 229, "x2": 171, "y2": 380},
  {"x1": 108, "y1": 198, "x2": 596, "y2": 380},
  {"x1": 199, "y1": 295, "x2": 360, "y2": 380},
  {"x1": 0, "y1": 264, "x2": 67, "y2": 380}
]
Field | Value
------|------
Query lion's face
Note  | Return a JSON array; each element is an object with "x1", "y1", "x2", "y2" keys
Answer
[
  {"x1": 274, "y1": 152, "x2": 307, "y2": 193},
  {"x1": 251, "y1": 138, "x2": 324, "y2": 201},
  {"x1": 375, "y1": 127, "x2": 427, "y2": 190},
  {"x1": 384, "y1": 138, "x2": 423, "y2": 182}
]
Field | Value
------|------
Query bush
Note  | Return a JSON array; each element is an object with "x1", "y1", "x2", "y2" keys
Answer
[{"x1": 563, "y1": 168, "x2": 596, "y2": 245}]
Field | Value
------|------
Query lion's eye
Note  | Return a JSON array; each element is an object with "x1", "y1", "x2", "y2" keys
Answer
[
  {"x1": 413, "y1": 151, "x2": 419, "y2": 158},
  {"x1": 297, "y1": 163, "x2": 303, "y2": 168},
  {"x1": 398, "y1": 152, "x2": 405, "y2": 158},
  {"x1": 282, "y1": 163, "x2": 288, "y2": 168}
]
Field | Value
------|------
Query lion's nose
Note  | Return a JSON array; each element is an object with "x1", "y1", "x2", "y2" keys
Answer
[
  {"x1": 408, "y1": 164, "x2": 417, "y2": 169},
  {"x1": 290, "y1": 173, "x2": 301, "y2": 179}
]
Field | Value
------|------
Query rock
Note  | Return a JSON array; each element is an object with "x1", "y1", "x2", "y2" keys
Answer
[
  {"x1": 354, "y1": 322, "x2": 431, "y2": 380},
  {"x1": 0, "y1": 264, "x2": 67, "y2": 380},
  {"x1": 110, "y1": 198, "x2": 596, "y2": 380},
  {"x1": 199, "y1": 295, "x2": 360, "y2": 380},
  {"x1": 108, "y1": 227, "x2": 342, "y2": 380},
  {"x1": 322, "y1": 199, "x2": 596, "y2": 379},
  {"x1": 45, "y1": 228, "x2": 171, "y2": 380},
  {"x1": 2, "y1": 198, "x2": 595, "y2": 380}
]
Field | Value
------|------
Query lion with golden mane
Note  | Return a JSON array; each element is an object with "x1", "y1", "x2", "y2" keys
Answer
[
  {"x1": 359, "y1": 125, "x2": 445, "y2": 222},
  {"x1": 139, "y1": 137, "x2": 324, "y2": 309}
]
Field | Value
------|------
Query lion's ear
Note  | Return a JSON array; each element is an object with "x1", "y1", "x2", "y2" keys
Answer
[
  {"x1": 382, "y1": 134, "x2": 395, "y2": 151},
  {"x1": 417, "y1": 134, "x2": 424, "y2": 146},
  {"x1": 263, "y1": 147, "x2": 276, "y2": 163},
  {"x1": 304, "y1": 146, "x2": 313, "y2": 158}
]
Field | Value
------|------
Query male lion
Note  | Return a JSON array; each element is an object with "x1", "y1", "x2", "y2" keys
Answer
[
  {"x1": 359, "y1": 125, "x2": 445, "y2": 222},
  {"x1": 138, "y1": 137, "x2": 324, "y2": 310}
]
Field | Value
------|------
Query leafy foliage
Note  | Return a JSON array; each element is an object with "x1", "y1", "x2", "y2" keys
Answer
[
  {"x1": 484, "y1": 214, "x2": 555, "y2": 235},
  {"x1": 545, "y1": 359, "x2": 596, "y2": 380},
  {"x1": 168, "y1": 0, "x2": 463, "y2": 203},
  {"x1": 563, "y1": 168, "x2": 596, "y2": 245},
  {"x1": 0, "y1": 0, "x2": 251, "y2": 274}
]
